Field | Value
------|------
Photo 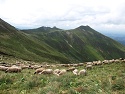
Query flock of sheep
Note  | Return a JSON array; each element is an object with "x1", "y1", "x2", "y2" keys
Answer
[{"x1": 0, "y1": 58, "x2": 125, "y2": 76}]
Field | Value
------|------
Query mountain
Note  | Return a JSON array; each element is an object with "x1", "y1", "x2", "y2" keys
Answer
[
  {"x1": 0, "y1": 18, "x2": 70, "y2": 63},
  {"x1": 0, "y1": 18, "x2": 125, "y2": 63},
  {"x1": 22, "y1": 26, "x2": 62, "y2": 33},
  {"x1": 22, "y1": 25, "x2": 125, "y2": 62}
]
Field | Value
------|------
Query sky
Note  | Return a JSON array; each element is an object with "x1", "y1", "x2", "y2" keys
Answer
[{"x1": 0, "y1": 0, "x2": 125, "y2": 33}]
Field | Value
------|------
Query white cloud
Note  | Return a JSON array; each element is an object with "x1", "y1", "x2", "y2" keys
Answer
[{"x1": 0, "y1": 0, "x2": 125, "y2": 33}]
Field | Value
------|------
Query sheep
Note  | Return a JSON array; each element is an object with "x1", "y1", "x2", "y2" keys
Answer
[
  {"x1": 51, "y1": 64, "x2": 56, "y2": 68},
  {"x1": 32, "y1": 65, "x2": 41, "y2": 69},
  {"x1": 53, "y1": 69, "x2": 60, "y2": 74},
  {"x1": 34, "y1": 68, "x2": 45, "y2": 74},
  {"x1": 93, "y1": 61, "x2": 98, "y2": 65},
  {"x1": 96, "y1": 60, "x2": 102, "y2": 65},
  {"x1": 72, "y1": 64, "x2": 78, "y2": 67},
  {"x1": 103, "y1": 60, "x2": 109, "y2": 64},
  {"x1": 28, "y1": 65, "x2": 35, "y2": 69},
  {"x1": 109, "y1": 59, "x2": 115, "y2": 63},
  {"x1": 72, "y1": 69, "x2": 78, "y2": 75},
  {"x1": 56, "y1": 64, "x2": 63, "y2": 67},
  {"x1": 66, "y1": 67, "x2": 76, "y2": 72},
  {"x1": 21, "y1": 65, "x2": 30, "y2": 69},
  {"x1": 39, "y1": 69, "x2": 53, "y2": 74},
  {"x1": 86, "y1": 62, "x2": 93, "y2": 65},
  {"x1": 42, "y1": 64, "x2": 51, "y2": 68},
  {"x1": 0, "y1": 65, "x2": 8, "y2": 71},
  {"x1": 77, "y1": 63, "x2": 84, "y2": 66},
  {"x1": 86, "y1": 64, "x2": 92, "y2": 70},
  {"x1": 78, "y1": 69, "x2": 87, "y2": 76},
  {"x1": 56, "y1": 69, "x2": 67, "y2": 76},
  {"x1": 53, "y1": 69, "x2": 61, "y2": 76},
  {"x1": 62, "y1": 64, "x2": 70, "y2": 67},
  {"x1": 5, "y1": 65, "x2": 22, "y2": 73},
  {"x1": 122, "y1": 59, "x2": 125, "y2": 63},
  {"x1": 114, "y1": 59, "x2": 120, "y2": 63}
]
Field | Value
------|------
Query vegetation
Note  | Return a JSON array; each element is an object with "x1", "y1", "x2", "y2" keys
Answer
[
  {"x1": 0, "y1": 18, "x2": 125, "y2": 94},
  {"x1": 0, "y1": 59, "x2": 125, "y2": 94},
  {"x1": 22, "y1": 25, "x2": 125, "y2": 62},
  {"x1": 0, "y1": 18, "x2": 125, "y2": 63}
]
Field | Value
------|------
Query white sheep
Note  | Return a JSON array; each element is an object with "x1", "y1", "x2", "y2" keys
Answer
[
  {"x1": 62, "y1": 64, "x2": 70, "y2": 67},
  {"x1": 114, "y1": 59, "x2": 120, "y2": 63},
  {"x1": 96, "y1": 60, "x2": 102, "y2": 65},
  {"x1": 93, "y1": 61, "x2": 98, "y2": 65},
  {"x1": 5, "y1": 65, "x2": 22, "y2": 73},
  {"x1": 86, "y1": 64, "x2": 92, "y2": 69},
  {"x1": 122, "y1": 59, "x2": 125, "y2": 63},
  {"x1": 21, "y1": 65, "x2": 30, "y2": 69},
  {"x1": 66, "y1": 67, "x2": 76, "y2": 72},
  {"x1": 72, "y1": 64, "x2": 78, "y2": 67},
  {"x1": 53, "y1": 69, "x2": 60, "y2": 74},
  {"x1": 0, "y1": 65, "x2": 8, "y2": 71},
  {"x1": 34, "y1": 68, "x2": 45, "y2": 74},
  {"x1": 39, "y1": 69, "x2": 53, "y2": 74},
  {"x1": 78, "y1": 69, "x2": 87, "y2": 76},
  {"x1": 86, "y1": 62, "x2": 93, "y2": 65},
  {"x1": 57, "y1": 69, "x2": 67, "y2": 76},
  {"x1": 72, "y1": 69, "x2": 78, "y2": 75},
  {"x1": 32, "y1": 65, "x2": 41, "y2": 69},
  {"x1": 103, "y1": 60, "x2": 109, "y2": 64},
  {"x1": 77, "y1": 63, "x2": 84, "y2": 66}
]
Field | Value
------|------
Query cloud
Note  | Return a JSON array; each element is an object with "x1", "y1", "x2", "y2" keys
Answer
[{"x1": 0, "y1": 0, "x2": 125, "y2": 32}]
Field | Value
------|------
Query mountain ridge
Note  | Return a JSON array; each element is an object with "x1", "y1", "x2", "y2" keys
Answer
[
  {"x1": 0, "y1": 18, "x2": 125, "y2": 63},
  {"x1": 22, "y1": 23, "x2": 125, "y2": 62}
]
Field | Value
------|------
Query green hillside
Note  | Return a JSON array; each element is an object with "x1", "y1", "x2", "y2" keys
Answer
[
  {"x1": 23, "y1": 25, "x2": 125, "y2": 62},
  {"x1": 0, "y1": 19, "x2": 70, "y2": 63},
  {"x1": 0, "y1": 18, "x2": 125, "y2": 63}
]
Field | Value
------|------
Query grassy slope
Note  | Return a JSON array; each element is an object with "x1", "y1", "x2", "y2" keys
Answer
[
  {"x1": 0, "y1": 19, "x2": 71, "y2": 63},
  {"x1": 24, "y1": 25, "x2": 125, "y2": 62},
  {"x1": 0, "y1": 59, "x2": 125, "y2": 94},
  {"x1": 71, "y1": 26, "x2": 125, "y2": 60},
  {"x1": 0, "y1": 33, "x2": 71, "y2": 63},
  {"x1": 1, "y1": 18, "x2": 125, "y2": 63}
]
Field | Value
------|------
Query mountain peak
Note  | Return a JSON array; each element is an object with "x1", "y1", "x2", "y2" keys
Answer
[
  {"x1": 75, "y1": 25, "x2": 94, "y2": 32},
  {"x1": 53, "y1": 26, "x2": 57, "y2": 29},
  {"x1": 77, "y1": 25, "x2": 90, "y2": 29},
  {"x1": 33, "y1": 26, "x2": 62, "y2": 32}
]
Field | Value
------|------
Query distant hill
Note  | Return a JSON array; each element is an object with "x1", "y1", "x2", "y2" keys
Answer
[
  {"x1": 102, "y1": 33, "x2": 125, "y2": 46},
  {"x1": 0, "y1": 18, "x2": 125, "y2": 63}
]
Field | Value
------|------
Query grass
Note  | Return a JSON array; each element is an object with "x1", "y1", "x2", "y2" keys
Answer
[
  {"x1": 0, "y1": 60, "x2": 125, "y2": 94},
  {"x1": 1, "y1": 19, "x2": 125, "y2": 63},
  {"x1": 0, "y1": 18, "x2": 125, "y2": 93}
]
